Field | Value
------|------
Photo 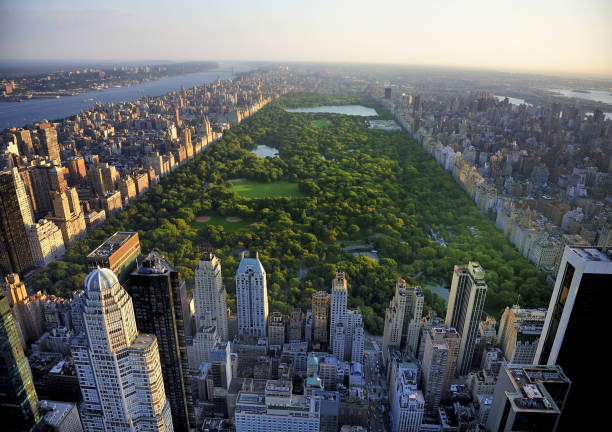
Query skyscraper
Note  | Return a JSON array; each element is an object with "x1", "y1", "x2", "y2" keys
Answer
[
  {"x1": 86, "y1": 231, "x2": 141, "y2": 285},
  {"x1": 71, "y1": 268, "x2": 174, "y2": 431},
  {"x1": 312, "y1": 291, "x2": 330, "y2": 345},
  {"x1": 421, "y1": 327, "x2": 460, "y2": 414},
  {"x1": 498, "y1": 306, "x2": 546, "y2": 364},
  {"x1": 48, "y1": 188, "x2": 86, "y2": 245},
  {"x1": 383, "y1": 279, "x2": 425, "y2": 363},
  {"x1": 193, "y1": 248, "x2": 228, "y2": 340},
  {"x1": 39, "y1": 126, "x2": 60, "y2": 161},
  {"x1": 128, "y1": 251, "x2": 194, "y2": 432},
  {"x1": 236, "y1": 252, "x2": 268, "y2": 338},
  {"x1": 330, "y1": 272, "x2": 348, "y2": 360},
  {"x1": 535, "y1": 246, "x2": 612, "y2": 430},
  {"x1": 445, "y1": 262, "x2": 487, "y2": 375},
  {"x1": 486, "y1": 364, "x2": 571, "y2": 432},
  {"x1": 1, "y1": 169, "x2": 34, "y2": 275},
  {"x1": 0, "y1": 294, "x2": 42, "y2": 431}
]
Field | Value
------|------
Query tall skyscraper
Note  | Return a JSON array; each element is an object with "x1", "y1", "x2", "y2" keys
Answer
[
  {"x1": 48, "y1": 188, "x2": 86, "y2": 245},
  {"x1": 383, "y1": 279, "x2": 424, "y2": 363},
  {"x1": 71, "y1": 268, "x2": 174, "y2": 431},
  {"x1": 1, "y1": 169, "x2": 34, "y2": 276},
  {"x1": 312, "y1": 291, "x2": 330, "y2": 344},
  {"x1": 128, "y1": 251, "x2": 194, "y2": 432},
  {"x1": 486, "y1": 364, "x2": 571, "y2": 432},
  {"x1": 0, "y1": 294, "x2": 42, "y2": 431},
  {"x1": 236, "y1": 252, "x2": 268, "y2": 338},
  {"x1": 498, "y1": 306, "x2": 546, "y2": 364},
  {"x1": 330, "y1": 272, "x2": 348, "y2": 360},
  {"x1": 193, "y1": 248, "x2": 228, "y2": 340},
  {"x1": 390, "y1": 362, "x2": 425, "y2": 432},
  {"x1": 535, "y1": 246, "x2": 612, "y2": 430},
  {"x1": 39, "y1": 126, "x2": 60, "y2": 161},
  {"x1": 26, "y1": 219, "x2": 65, "y2": 267},
  {"x1": 421, "y1": 327, "x2": 460, "y2": 414},
  {"x1": 446, "y1": 262, "x2": 487, "y2": 375}
]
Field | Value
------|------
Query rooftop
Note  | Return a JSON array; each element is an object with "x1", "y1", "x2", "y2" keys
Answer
[
  {"x1": 87, "y1": 231, "x2": 138, "y2": 259},
  {"x1": 569, "y1": 246, "x2": 612, "y2": 262}
]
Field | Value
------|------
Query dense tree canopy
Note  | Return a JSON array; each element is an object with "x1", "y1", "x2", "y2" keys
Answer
[{"x1": 33, "y1": 93, "x2": 551, "y2": 334}]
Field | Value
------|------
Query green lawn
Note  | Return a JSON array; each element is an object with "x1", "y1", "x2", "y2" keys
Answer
[
  {"x1": 191, "y1": 214, "x2": 251, "y2": 232},
  {"x1": 229, "y1": 179, "x2": 304, "y2": 198},
  {"x1": 311, "y1": 119, "x2": 331, "y2": 128}
]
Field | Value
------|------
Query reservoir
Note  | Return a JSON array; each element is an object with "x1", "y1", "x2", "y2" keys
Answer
[
  {"x1": 0, "y1": 63, "x2": 253, "y2": 129},
  {"x1": 550, "y1": 88, "x2": 612, "y2": 105},
  {"x1": 494, "y1": 95, "x2": 531, "y2": 106},
  {"x1": 285, "y1": 105, "x2": 378, "y2": 116}
]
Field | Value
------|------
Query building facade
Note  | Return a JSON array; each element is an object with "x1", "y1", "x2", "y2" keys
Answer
[{"x1": 236, "y1": 252, "x2": 268, "y2": 338}]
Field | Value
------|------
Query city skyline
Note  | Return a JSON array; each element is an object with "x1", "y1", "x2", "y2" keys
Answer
[{"x1": 0, "y1": 0, "x2": 611, "y2": 77}]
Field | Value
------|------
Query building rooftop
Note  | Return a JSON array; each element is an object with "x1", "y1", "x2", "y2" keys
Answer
[
  {"x1": 87, "y1": 231, "x2": 138, "y2": 259},
  {"x1": 569, "y1": 246, "x2": 612, "y2": 262}
]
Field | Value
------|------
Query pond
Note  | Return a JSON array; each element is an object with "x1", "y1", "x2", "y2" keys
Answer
[
  {"x1": 252, "y1": 145, "x2": 279, "y2": 158},
  {"x1": 285, "y1": 105, "x2": 378, "y2": 116}
]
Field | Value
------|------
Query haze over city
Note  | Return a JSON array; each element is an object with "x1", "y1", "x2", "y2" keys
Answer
[{"x1": 1, "y1": 0, "x2": 611, "y2": 76}]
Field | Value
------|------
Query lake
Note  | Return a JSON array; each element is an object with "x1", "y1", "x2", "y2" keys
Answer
[
  {"x1": 550, "y1": 88, "x2": 612, "y2": 105},
  {"x1": 252, "y1": 145, "x2": 279, "y2": 158},
  {"x1": 0, "y1": 62, "x2": 253, "y2": 129},
  {"x1": 285, "y1": 105, "x2": 378, "y2": 116},
  {"x1": 494, "y1": 95, "x2": 531, "y2": 106}
]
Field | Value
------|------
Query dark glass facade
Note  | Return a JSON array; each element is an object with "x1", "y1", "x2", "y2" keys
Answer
[
  {"x1": 128, "y1": 252, "x2": 194, "y2": 432},
  {"x1": 0, "y1": 172, "x2": 33, "y2": 276}
]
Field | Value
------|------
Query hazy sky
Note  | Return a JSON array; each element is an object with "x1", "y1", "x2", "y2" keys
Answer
[{"x1": 1, "y1": 0, "x2": 611, "y2": 76}]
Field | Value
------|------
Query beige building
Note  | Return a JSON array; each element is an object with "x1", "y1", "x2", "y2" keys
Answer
[
  {"x1": 26, "y1": 219, "x2": 65, "y2": 267},
  {"x1": 48, "y1": 188, "x2": 86, "y2": 245},
  {"x1": 498, "y1": 306, "x2": 546, "y2": 364}
]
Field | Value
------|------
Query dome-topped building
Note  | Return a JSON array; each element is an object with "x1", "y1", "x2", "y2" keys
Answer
[{"x1": 71, "y1": 267, "x2": 174, "y2": 432}]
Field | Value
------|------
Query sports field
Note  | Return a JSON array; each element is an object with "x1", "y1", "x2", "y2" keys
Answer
[
  {"x1": 229, "y1": 179, "x2": 304, "y2": 198},
  {"x1": 311, "y1": 119, "x2": 331, "y2": 128}
]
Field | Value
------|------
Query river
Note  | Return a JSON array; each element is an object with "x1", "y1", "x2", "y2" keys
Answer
[{"x1": 0, "y1": 63, "x2": 253, "y2": 129}]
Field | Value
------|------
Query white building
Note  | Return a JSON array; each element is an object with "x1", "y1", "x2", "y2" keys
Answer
[
  {"x1": 193, "y1": 251, "x2": 228, "y2": 340},
  {"x1": 235, "y1": 380, "x2": 320, "y2": 432},
  {"x1": 71, "y1": 268, "x2": 174, "y2": 432},
  {"x1": 329, "y1": 273, "x2": 363, "y2": 362},
  {"x1": 390, "y1": 363, "x2": 424, "y2": 432},
  {"x1": 236, "y1": 252, "x2": 268, "y2": 338},
  {"x1": 26, "y1": 219, "x2": 65, "y2": 267},
  {"x1": 40, "y1": 399, "x2": 83, "y2": 432}
]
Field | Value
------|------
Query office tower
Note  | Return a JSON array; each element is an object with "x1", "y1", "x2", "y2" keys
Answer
[
  {"x1": 311, "y1": 390, "x2": 339, "y2": 432},
  {"x1": 422, "y1": 327, "x2": 460, "y2": 414},
  {"x1": 28, "y1": 162, "x2": 53, "y2": 219},
  {"x1": 193, "y1": 248, "x2": 228, "y2": 340},
  {"x1": 330, "y1": 272, "x2": 348, "y2": 360},
  {"x1": 71, "y1": 268, "x2": 174, "y2": 431},
  {"x1": 47, "y1": 165, "x2": 67, "y2": 193},
  {"x1": 128, "y1": 251, "x2": 194, "y2": 432},
  {"x1": 40, "y1": 400, "x2": 83, "y2": 432},
  {"x1": 0, "y1": 295, "x2": 41, "y2": 431},
  {"x1": 446, "y1": 262, "x2": 487, "y2": 375},
  {"x1": 174, "y1": 105, "x2": 181, "y2": 127},
  {"x1": 486, "y1": 364, "x2": 570, "y2": 432},
  {"x1": 348, "y1": 311, "x2": 364, "y2": 363},
  {"x1": 15, "y1": 128, "x2": 34, "y2": 157},
  {"x1": 234, "y1": 380, "x2": 320, "y2": 432},
  {"x1": 10, "y1": 166, "x2": 34, "y2": 226},
  {"x1": 390, "y1": 363, "x2": 425, "y2": 432},
  {"x1": 65, "y1": 156, "x2": 87, "y2": 186},
  {"x1": 236, "y1": 252, "x2": 268, "y2": 338},
  {"x1": 39, "y1": 126, "x2": 60, "y2": 161},
  {"x1": 535, "y1": 246, "x2": 612, "y2": 429},
  {"x1": 188, "y1": 321, "x2": 220, "y2": 368},
  {"x1": 0, "y1": 170, "x2": 34, "y2": 275},
  {"x1": 472, "y1": 316, "x2": 497, "y2": 369},
  {"x1": 383, "y1": 280, "x2": 424, "y2": 363},
  {"x1": 87, "y1": 232, "x2": 141, "y2": 285},
  {"x1": 312, "y1": 291, "x2": 330, "y2": 344},
  {"x1": 26, "y1": 219, "x2": 65, "y2": 267},
  {"x1": 268, "y1": 312, "x2": 286, "y2": 348},
  {"x1": 289, "y1": 308, "x2": 303, "y2": 342},
  {"x1": 3, "y1": 274, "x2": 46, "y2": 344},
  {"x1": 48, "y1": 188, "x2": 86, "y2": 245},
  {"x1": 384, "y1": 87, "x2": 392, "y2": 99},
  {"x1": 498, "y1": 306, "x2": 546, "y2": 364}
]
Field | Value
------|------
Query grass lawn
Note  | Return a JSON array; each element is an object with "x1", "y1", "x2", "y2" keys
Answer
[
  {"x1": 311, "y1": 119, "x2": 331, "y2": 128},
  {"x1": 229, "y1": 179, "x2": 304, "y2": 198},
  {"x1": 191, "y1": 214, "x2": 251, "y2": 232}
]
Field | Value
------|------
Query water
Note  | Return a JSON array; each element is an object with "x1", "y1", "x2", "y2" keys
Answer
[
  {"x1": 585, "y1": 111, "x2": 612, "y2": 121},
  {"x1": 494, "y1": 95, "x2": 531, "y2": 106},
  {"x1": 0, "y1": 63, "x2": 253, "y2": 129},
  {"x1": 550, "y1": 88, "x2": 612, "y2": 105},
  {"x1": 285, "y1": 105, "x2": 378, "y2": 116},
  {"x1": 252, "y1": 145, "x2": 279, "y2": 158}
]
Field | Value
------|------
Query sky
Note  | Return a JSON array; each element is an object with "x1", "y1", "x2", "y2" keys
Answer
[{"x1": 0, "y1": 0, "x2": 611, "y2": 76}]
